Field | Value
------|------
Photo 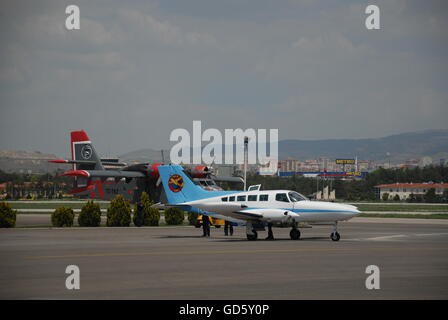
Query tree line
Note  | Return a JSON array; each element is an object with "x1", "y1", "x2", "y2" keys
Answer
[
  {"x1": 246, "y1": 165, "x2": 448, "y2": 201},
  {"x1": 1, "y1": 165, "x2": 447, "y2": 202}
]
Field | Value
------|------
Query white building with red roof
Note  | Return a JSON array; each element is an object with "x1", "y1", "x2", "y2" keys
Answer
[{"x1": 375, "y1": 182, "x2": 448, "y2": 200}]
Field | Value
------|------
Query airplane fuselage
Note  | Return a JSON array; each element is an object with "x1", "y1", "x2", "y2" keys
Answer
[{"x1": 182, "y1": 189, "x2": 360, "y2": 227}]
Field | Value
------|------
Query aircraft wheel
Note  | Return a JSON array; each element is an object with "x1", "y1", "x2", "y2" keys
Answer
[
  {"x1": 290, "y1": 229, "x2": 301, "y2": 240},
  {"x1": 247, "y1": 231, "x2": 258, "y2": 241},
  {"x1": 330, "y1": 232, "x2": 340, "y2": 241}
]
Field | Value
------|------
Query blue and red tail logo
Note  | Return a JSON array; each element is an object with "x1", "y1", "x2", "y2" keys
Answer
[{"x1": 168, "y1": 174, "x2": 184, "y2": 193}]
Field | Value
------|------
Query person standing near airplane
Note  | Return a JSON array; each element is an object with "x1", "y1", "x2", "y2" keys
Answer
[
  {"x1": 224, "y1": 220, "x2": 233, "y2": 236},
  {"x1": 266, "y1": 223, "x2": 274, "y2": 240},
  {"x1": 202, "y1": 215, "x2": 210, "y2": 237}
]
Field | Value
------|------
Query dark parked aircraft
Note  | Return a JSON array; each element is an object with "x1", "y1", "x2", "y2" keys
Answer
[{"x1": 49, "y1": 130, "x2": 243, "y2": 202}]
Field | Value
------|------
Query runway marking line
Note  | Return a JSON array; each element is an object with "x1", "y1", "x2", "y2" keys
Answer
[
  {"x1": 361, "y1": 234, "x2": 408, "y2": 241},
  {"x1": 26, "y1": 247, "x2": 448, "y2": 260},
  {"x1": 350, "y1": 232, "x2": 448, "y2": 241}
]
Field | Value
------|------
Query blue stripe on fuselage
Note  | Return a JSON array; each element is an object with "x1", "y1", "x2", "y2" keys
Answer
[{"x1": 290, "y1": 209, "x2": 359, "y2": 214}]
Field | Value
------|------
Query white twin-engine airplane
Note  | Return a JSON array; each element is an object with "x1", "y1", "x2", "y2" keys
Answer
[{"x1": 155, "y1": 165, "x2": 361, "y2": 241}]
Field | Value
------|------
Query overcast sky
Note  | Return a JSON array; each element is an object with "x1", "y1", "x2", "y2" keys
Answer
[{"x1": 0, "y1": 0, "x2": 447, "y2": 157}]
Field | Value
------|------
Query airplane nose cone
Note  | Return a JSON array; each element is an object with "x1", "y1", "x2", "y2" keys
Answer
[
  {"x1": 349, "y1": 205, "x2": 361, "y2": 216},
  {"x1": 283, "y1": 211, "x2": 300, "y2": 222},
  {"x1": 288, "y1": 211, "x2": 301, "y2": 222},
  {"x1": 340, "y1": 204, "x2": 361, "y2": 217}
]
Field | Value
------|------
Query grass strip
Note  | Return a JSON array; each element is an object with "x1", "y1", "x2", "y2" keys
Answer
[{"x1": 358, "y1": 213, "x2": 448, "y2": 219}]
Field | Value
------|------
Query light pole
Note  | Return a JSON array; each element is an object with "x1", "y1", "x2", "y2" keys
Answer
[{"x1": 244, "y1": 137, "x2": 249, "y2": 191}]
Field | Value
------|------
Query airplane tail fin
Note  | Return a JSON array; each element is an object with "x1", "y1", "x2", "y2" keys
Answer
[
  {"x1": 70, "y1": 130, "x2": 104, "y2": 171},
  {"x1": 158, "y1": 165, "x2": 211, "y2": 204}
]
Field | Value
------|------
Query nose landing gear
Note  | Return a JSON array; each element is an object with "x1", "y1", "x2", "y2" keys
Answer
[
  {"x1": 330, "y1": 222, "x2": 341, "y2": 241},
  {"x1": 330, "y1": 232, "x2": 340, "y2": 241}
]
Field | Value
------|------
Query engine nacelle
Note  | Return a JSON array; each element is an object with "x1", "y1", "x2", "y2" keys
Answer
[
  {"x1": 257, "y1": 209, "x2": 301, "y2": 224},
  {"x1": 187, "y1": 165, "x2": 212, "y2": 178},
  {"x1": 148, "y1": 163, "x2": 163, "y2": 179}
]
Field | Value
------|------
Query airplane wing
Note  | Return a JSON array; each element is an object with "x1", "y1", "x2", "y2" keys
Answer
[
  {"x1": 212, "y1": 176, "x2": 244, "y2": 183},
  {"x1": 61, "y1": 170, "x2": 145, "y2": 178},
  {"x1": 231, "y1": 209, "x2": 263, "y2": 219},
  {"x1": 229, "y1": 208, "x2": 300, "y2": 222}
]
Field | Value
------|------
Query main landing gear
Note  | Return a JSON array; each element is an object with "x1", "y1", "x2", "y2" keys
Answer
[
  {"x1": 247, "y1": 231, "x2": 258, "y2": 241},
  {"x1": 246, "y1": 223, "x2": 302, "y2": 241},
  {"x1": 289, "y1": 227, "x2": 301, "y2": 240},
  {"x1": 244, "y1": 222, "x2": 342, "y2": 241},
  {"x1": 330, "y1": 222, "x2": 341, "y2": 241},
  {"x1": 246, "y1": 222, "x2": 258, "y2": 241}
]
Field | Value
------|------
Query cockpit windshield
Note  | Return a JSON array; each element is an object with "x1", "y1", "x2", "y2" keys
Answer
[{"x1": 288, "y1": 191, "x2": 308, "y2": 202}]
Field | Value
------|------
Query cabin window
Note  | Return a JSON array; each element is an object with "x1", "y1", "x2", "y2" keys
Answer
[
  {"x1": 221, "y1": 197, "x2": 228, "y2": 202},
  {"x1": 248, "y1": 195, "x2": 257, "y2": 201},
  {"x1": 237, "y1": 195, "x2": 246, "y2": 201},
  {"x1": 259, "y1": 194, "x2": 269, "y2": 201},
  {"x1": 229, "y1": 196, "x2": 235, "y2": 202},
  {"x1": 275, "y1": 193, "x2": 289, "y2": 202}
]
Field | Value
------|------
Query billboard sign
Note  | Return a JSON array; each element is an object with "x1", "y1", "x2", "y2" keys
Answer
[{"x1": 335, "y1": 159, "x2": 356, "y2": 164}]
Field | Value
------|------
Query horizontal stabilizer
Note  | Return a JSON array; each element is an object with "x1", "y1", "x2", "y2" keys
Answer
[
  {"x1": 62, "y1": 170, "x2": 90, "y2": 177},
  {"x1": 49, "y1": 159, "x2": 96, "y2": 165},
  {"x1": 49, "y1": 159, "x2": 126, "y2": 166},
  {"x1": 151, "y1": 202, "x2": 187, "y2": 209}
]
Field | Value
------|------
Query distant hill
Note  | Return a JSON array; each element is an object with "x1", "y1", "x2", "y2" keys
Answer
[
  {"x1": 278, "y1": 129, "x2": 448, "y2": 162},
  {"x1": 1, "y1": 130, "x2": 447, "y2": 173},
  {"x1": 119, "y1": 129, "x2": 448, "y2": 164},
  {"x1": 0, "y1": 150, "x2": 65, "y2": 174}
]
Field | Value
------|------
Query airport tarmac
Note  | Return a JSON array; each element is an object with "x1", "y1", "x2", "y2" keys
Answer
[
  {"x1": 14, "y1": 213, "x2": 448, "y2": 228},
  {"x1": 0, "y1": 219, "x2": 447, "y2": 299}
]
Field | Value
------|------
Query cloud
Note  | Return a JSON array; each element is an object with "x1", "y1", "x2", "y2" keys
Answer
[
  {"x1": 0, "y1": 0, "x2": 447, "y2": 156},
  {"x1": 117, "y1": 8, "x2": 217, "y2": 47}
]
